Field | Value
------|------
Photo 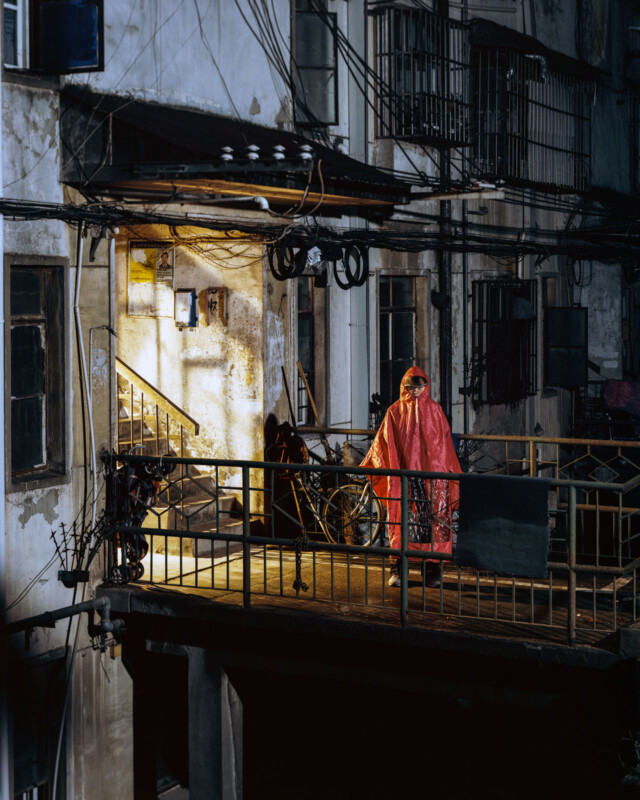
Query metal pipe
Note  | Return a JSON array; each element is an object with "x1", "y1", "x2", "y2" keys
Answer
[
  {"x1": 4, "y1": 596, "x2": 115, "y2": 636},
  {"x1": 568, "y1": 486, "x2": 577, "y2": 647},
  {"x1": 74, "y1": 226, "x2": 98, "y2": 530},
  {"x1": 400, "y1": 475, "x2": 409, "y2": 627},
  {"x1": 242, "y1": 466, "x2": 251, "y2": 609}
]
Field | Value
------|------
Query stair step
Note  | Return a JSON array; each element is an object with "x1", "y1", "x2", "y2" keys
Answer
[{"x1": 157, "y1": 475, "x2": 227, "y2": 501}]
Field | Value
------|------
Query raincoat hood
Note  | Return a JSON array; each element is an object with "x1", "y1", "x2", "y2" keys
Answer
[{"x1": 399, "y1": 365, "x2": 431, "y2": 404}]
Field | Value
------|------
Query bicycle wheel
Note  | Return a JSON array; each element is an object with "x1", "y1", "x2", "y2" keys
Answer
[{"x1": 321, "y1": 481, "x2": 384, "y2": 546}]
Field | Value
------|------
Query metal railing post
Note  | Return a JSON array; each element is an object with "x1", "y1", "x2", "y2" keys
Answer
[
  {"x1": 568, "y1": 485, "x2": 577, "y2": 646},
  {"x1": 401, "y1": 475, "x2": 409, "y2": 628},
  {"x1": 242, "y1": 467, "x2": 251, "y2": 609},
  {"x1": 529, "y1": 439, "x2": 535, "y2": 477}
]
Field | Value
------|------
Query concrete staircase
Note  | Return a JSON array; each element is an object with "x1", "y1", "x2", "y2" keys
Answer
[{"x1": 116, "y1": 357, "x2": 244, "y2": 557}]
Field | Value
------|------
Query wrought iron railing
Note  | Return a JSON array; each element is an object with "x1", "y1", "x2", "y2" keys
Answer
[
  {"x1": 115, "y1": 357, "x2": 199, "y2": 457},
  {"x1": 99, "y1": 446, "x2": 640, "y2": 650}
]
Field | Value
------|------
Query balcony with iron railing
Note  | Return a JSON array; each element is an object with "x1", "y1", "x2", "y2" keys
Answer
[{"x1": 95, "y1": 432, "x2": 640, "y2": 659}]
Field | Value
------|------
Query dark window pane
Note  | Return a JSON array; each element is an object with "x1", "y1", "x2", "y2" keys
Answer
[
  {"x1": 298, "y1": 317, "x2": 313, "y2": 373},
  {"x1": 379, "y1": 313, "x2": 389, "y2": 360},
  {"x1": 11, "y1": 397, "x2": 44, "y2": 471},
  {"x1": 297, "y1": 278, "x2": 311, "y2": 312},
  {"x1": 379, "y1": 276, "x2": 390, "y2": 308},
  {"x1": 391, "y1": 277, "x2": 413, "y2": 307},
  {"x1": 4, "y1": 7, "x2": 17, "y2": 66},
  {"x1": 296, "y1": 13, "x2": 333, "y2": 68},
  {"x1": 294, "y1": 11, "x2": 337, "y2": 124},
  {"x1": 380, "y1": 367, "x2": 390, "y2": 409},
  {"x1": 392, "y1": 312, "x2": 414, "y2": 359},
  {"x1": 11, "y1": 326, "x2": 44, "y2": 397},
  {"x1": 392, "y1": 360, "x2": 410, "y2": 397},
  {"x1": 296, "y1": 69, "x2": 336, "y2": 122},
  {"x1": 11, "y1": 270, "x2": 41, "y2": 316}
]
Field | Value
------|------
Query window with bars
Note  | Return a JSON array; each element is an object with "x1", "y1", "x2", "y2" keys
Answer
[
  {"x1": 471, "y1": 279, "x2": 537, "y2": 407},
  {"x1": 3, "y1": 0, "x2": 104, "y2": 72},
  {"x1": 9, "y1": 265, "x2": 65, "y2": 482},
  {"x1": 379, "y1": 275, "x2": 416, "y2": 412},
  {"x1": 373, "y1": 6, "x2": 469, "y2": 146},
  {"x1": 293, "y1": 2, "x2": 338, "y2": 126},
  {"x1": 470, "y1": 48, "x2": 591, "y2": 192}
]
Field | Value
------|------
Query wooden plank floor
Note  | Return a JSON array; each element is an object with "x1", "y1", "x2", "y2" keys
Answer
[{"x1": 133, "y1": 544, "x2": 635, "y2": 651}]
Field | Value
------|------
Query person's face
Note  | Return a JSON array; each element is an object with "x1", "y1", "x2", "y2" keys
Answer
[
  {"x1": 160, "y1": 253, "x2": 169, "y2": 264},
  {"x1": 404, "y1": 382, "x2": 427, "y2": 398}
]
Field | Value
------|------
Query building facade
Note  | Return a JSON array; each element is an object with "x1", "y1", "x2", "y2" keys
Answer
[{"x1": 3, "y1": 1, "x2": 640, "y2": 798}]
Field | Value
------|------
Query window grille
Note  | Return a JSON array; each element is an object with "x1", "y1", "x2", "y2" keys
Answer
[
  {"x1": 373, "y1": 6, "x2": 469, "y2": 146},
  {"x1": 471, "y1": 279, "x2": 537, "y2": 407},
  {"x1": 471, "y1": 49, "x2": 591, "y2": 192},
  {"x1": 379, "y1": 275, "x2": 416, "y2": 411}
]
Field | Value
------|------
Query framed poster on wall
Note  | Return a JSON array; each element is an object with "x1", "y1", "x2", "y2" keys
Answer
[{"x1": 128, "y1": 240, "x2": 174, "y2": 317}]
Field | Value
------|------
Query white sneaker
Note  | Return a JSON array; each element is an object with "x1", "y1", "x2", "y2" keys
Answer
[{"x1": 388, "y1": 572, "x2": 401, "y2": 587}]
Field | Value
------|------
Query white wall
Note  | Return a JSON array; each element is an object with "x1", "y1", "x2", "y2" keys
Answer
[{"x1": 68, "y1": 0, "x2": 293, "y2": 129}]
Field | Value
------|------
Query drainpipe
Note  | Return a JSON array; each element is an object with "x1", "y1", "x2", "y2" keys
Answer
[
  {"x1": 462, "y1": 0, "x2": 469, "y2": 437},
  {"x1": 462, "y1": 200, "x2": 469, "y2": 434},
  {"x1": 437, "y1": 0, "x2": 452, "y2": 421},
  {"x1": 0, "y1": 55, "x2": 9, "y2": 800},
  {"x1": 74, "y1": 225, "x2": 98, "y2": 531}
]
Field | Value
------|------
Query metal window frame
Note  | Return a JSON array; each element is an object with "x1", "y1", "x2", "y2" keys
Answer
[
  {"x1": 4, "y1": 0, "x2": 104, "y2": 74},
  {"x1": 373, "y1": 5, "x2": 469, "y2": 147},
  {"x1": 3, "y1": 0, "x2": 27, "y2": 68},
  {"x1": 471, "y1": 278, "x2": 537, "y2": 407},
  {"x1": 5, "y1": 259, "x2": 68, "y2": 490}
]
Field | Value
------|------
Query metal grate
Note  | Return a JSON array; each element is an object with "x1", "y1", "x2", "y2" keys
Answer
[
  {"x1": 471, "y1": 278, "x2": 537, "y2": 407},
  {"x1": 471, "y1": 49, "x2": 592, "y2": 192},
  {"x1": 374, "y1": 6, "x2": 469, "y2": 146}
]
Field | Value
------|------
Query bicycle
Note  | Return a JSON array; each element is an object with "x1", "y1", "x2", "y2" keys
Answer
[{"x1": 266, "y1": 422, "x2": 385, "y2": 547}]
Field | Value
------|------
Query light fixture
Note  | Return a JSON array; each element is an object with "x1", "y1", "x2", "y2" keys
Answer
[{"x1": 220, "y1": 146, "x2": 234, "y2": 161}]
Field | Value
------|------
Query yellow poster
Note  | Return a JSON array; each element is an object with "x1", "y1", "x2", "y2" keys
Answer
[{"x1": 128, "y1": 240, "x2": 174, "y2": 284}]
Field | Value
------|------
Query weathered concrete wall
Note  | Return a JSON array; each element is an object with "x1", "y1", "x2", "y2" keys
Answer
[
  {"x1": 115, "y1": 225, "x2": 265, "y2": 476},
  {"x1": 68, "y1": 0, "x2": 293, "y2": 130},
  {"x1": 576, "y1": 262, "x2": 623, "y2": 380},
  {"x1": 4, "y1": 80, "x2": 132, "y2": 800}
]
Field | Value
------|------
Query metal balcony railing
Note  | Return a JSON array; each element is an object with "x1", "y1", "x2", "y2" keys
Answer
[{"x1": 99, "y1": 438, "x2": 640, "y2": 650}]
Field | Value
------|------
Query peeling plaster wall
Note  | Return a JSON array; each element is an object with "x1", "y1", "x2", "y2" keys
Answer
[
  {"x1": 115, "y1": 227, "x2": 265, "y2": 479},
  {"x1": 4, "y1": 81, "x2": 131, "y2": 800}
]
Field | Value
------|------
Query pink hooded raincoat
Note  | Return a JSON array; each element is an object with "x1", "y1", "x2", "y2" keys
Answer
[{"x1": 360, "y1": 366, "x2": 461, "y2": 559}]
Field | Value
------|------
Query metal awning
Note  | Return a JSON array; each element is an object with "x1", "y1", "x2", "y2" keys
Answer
[{"x1": 61, "y1": 87, "x2": 412, "y2": 214}]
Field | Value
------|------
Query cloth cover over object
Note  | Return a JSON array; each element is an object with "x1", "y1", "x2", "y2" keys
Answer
[{"x1": 454, "y1": 475, "x2": 550, "y2": 578}]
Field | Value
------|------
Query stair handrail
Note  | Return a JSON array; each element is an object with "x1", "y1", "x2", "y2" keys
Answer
[{"x1": 115, "y1": 357, "x2": 200, "y2": 436}]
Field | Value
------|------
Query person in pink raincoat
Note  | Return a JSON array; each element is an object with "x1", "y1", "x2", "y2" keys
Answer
[{"x1": 360, "y1": 366, "x2": 461, "y2": 587}]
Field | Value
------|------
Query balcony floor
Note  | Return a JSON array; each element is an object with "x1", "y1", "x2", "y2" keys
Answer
[{"x1": 126, "y1": 543, "x2": 635, "y2": 654}]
